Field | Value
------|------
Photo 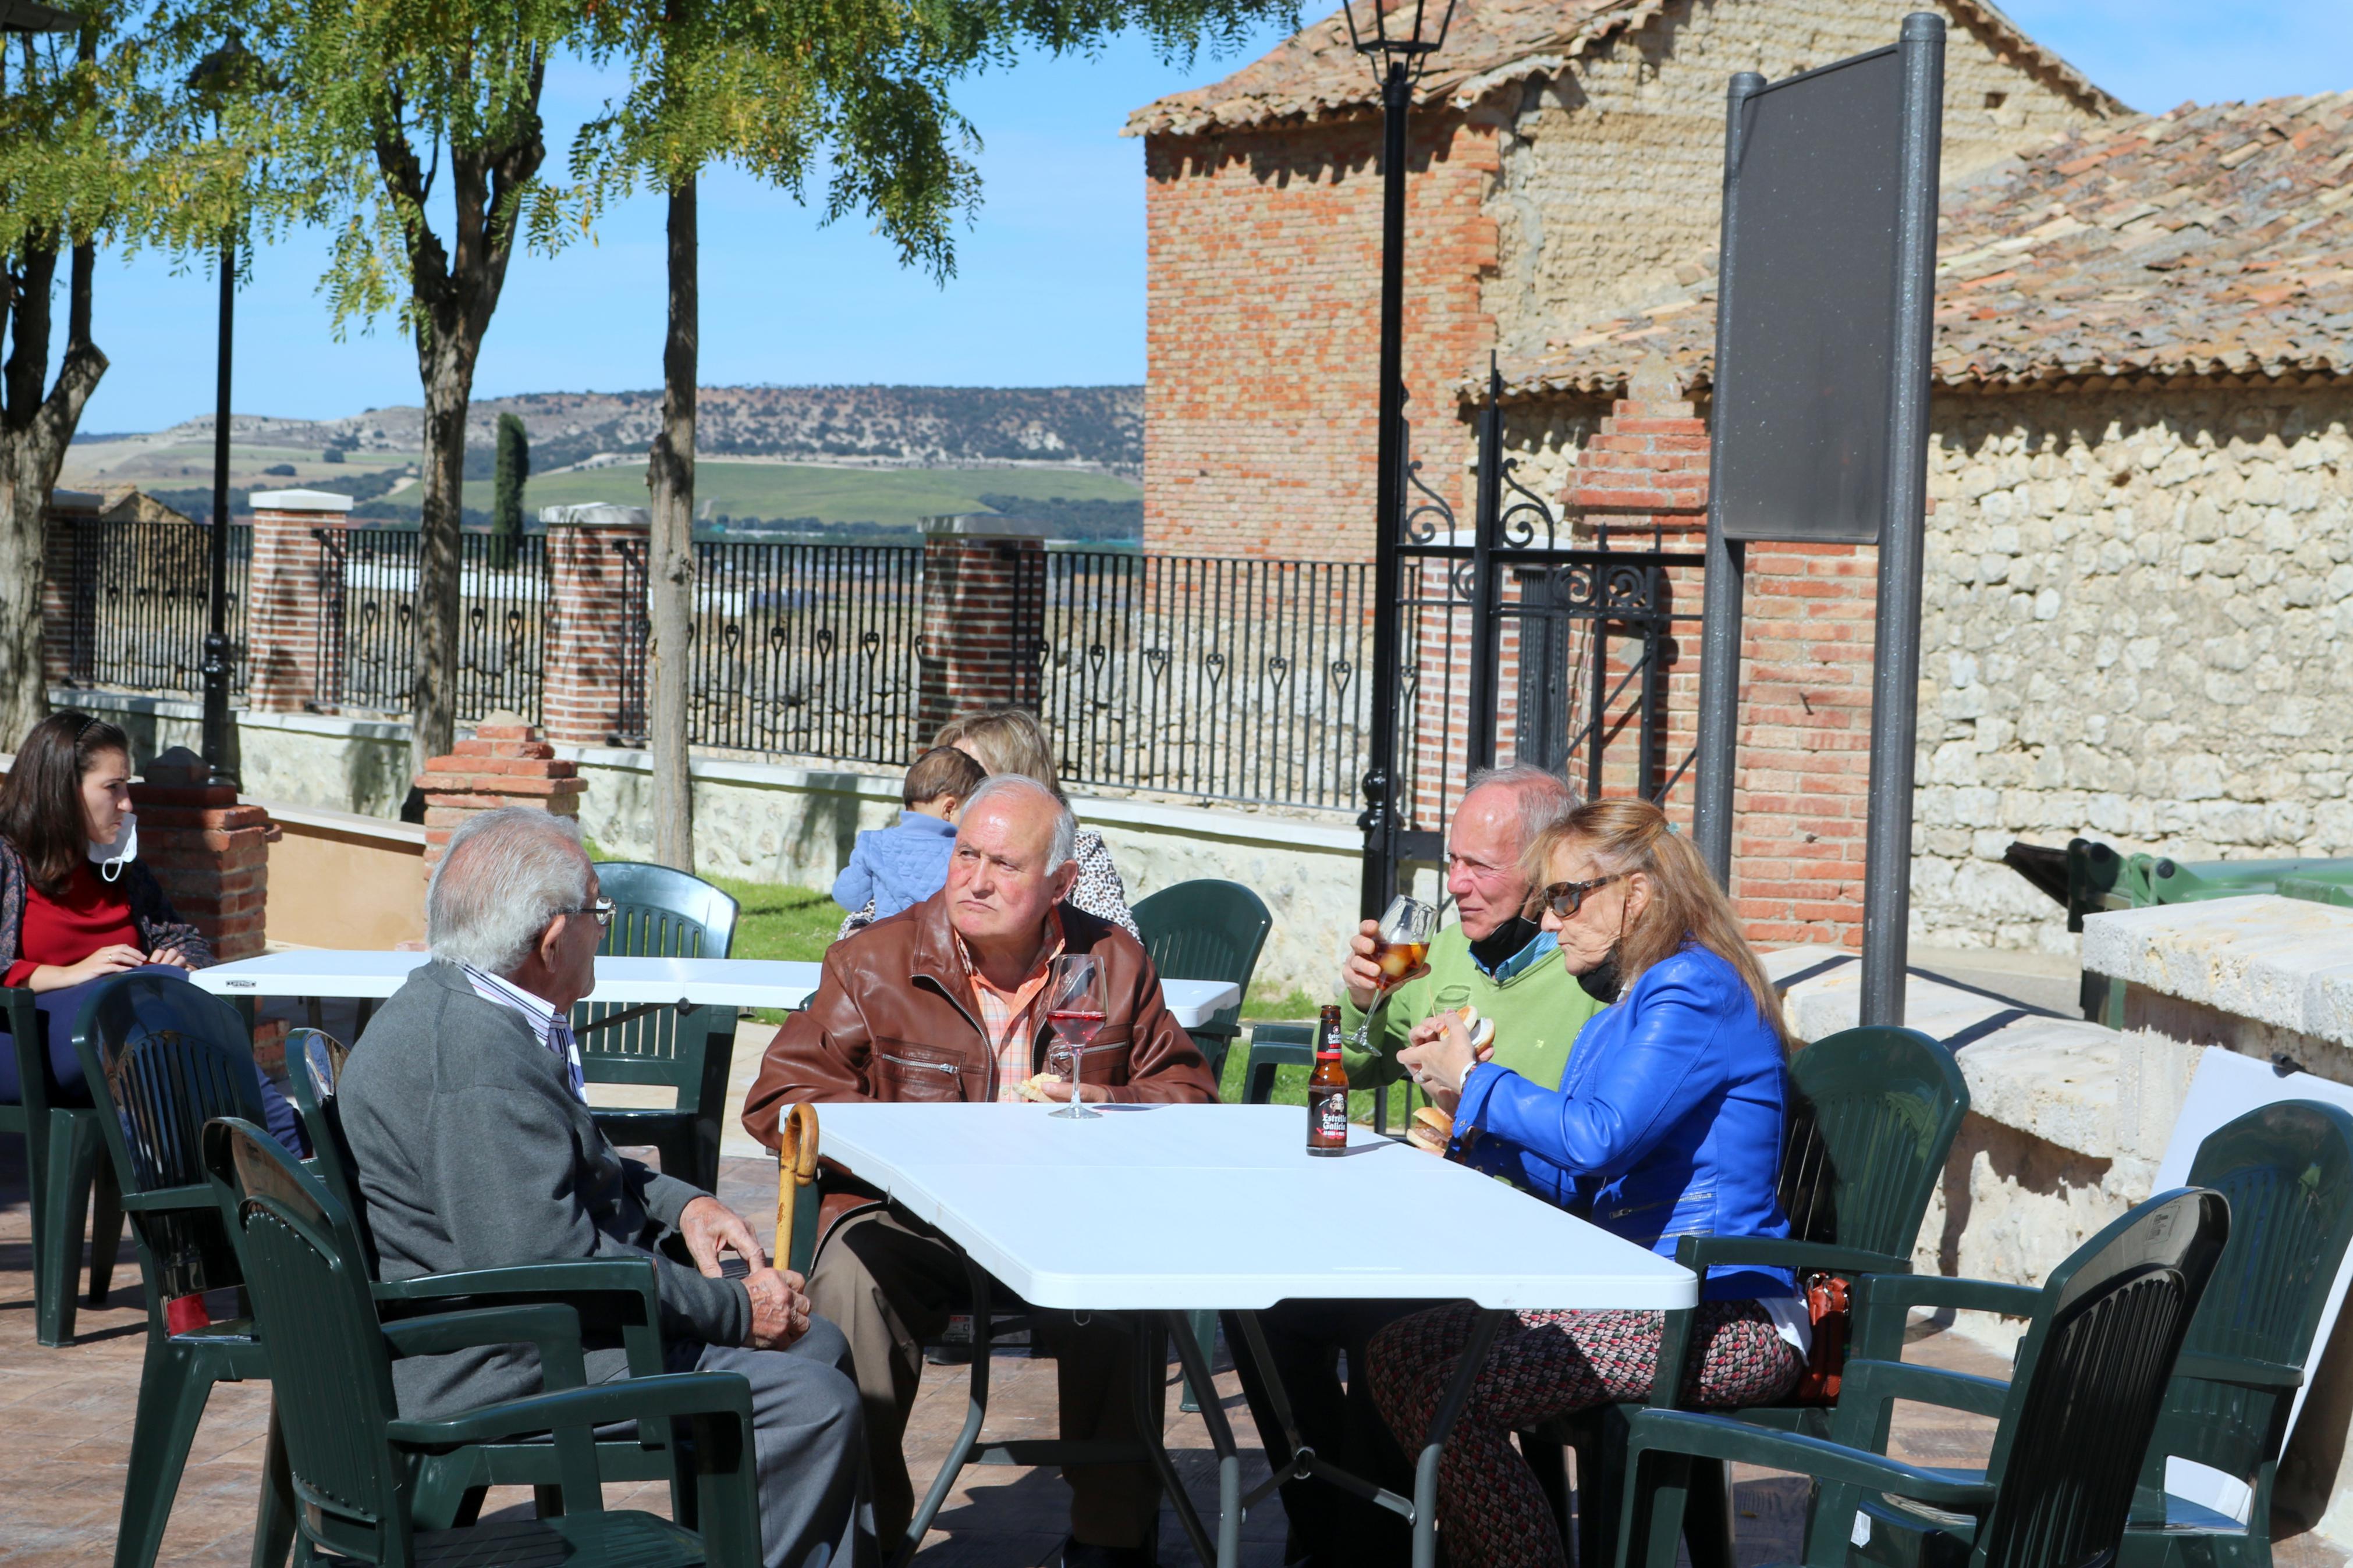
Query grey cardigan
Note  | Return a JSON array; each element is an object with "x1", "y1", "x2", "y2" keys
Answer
[{"x1": 338, "y1": 959, "x2": 750, "y2": 1417}]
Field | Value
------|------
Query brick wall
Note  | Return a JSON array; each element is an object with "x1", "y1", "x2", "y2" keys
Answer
[
  {"x1": 916, "y1": 519, "x2": 1046, "y2": 738},
  {"x1": 542, "y1": 508, "x2": 647, "y2": 748},
  {"x1": 1141, "y1": 110, "x2": 1502, "y2": 560},
  {"x1": 414, "y1": 717, "x2": 586, "y2": 870},
  {"x1": 40, "y1": 492, "x2": 96, "y2": 686},
  {"x1": 246, "y1": 491, "x2": 353, "y2": 712},
  {"x1": 130, "y1": 746, "x2": 271, "y2": 962}
]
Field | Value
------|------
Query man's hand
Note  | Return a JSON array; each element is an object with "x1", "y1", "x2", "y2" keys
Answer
[
  {"x1": 1341, "y1": 918, "x2": 1429, "y2": 1013},
  {"x1": 1020, "y1": 1075, "x2": 1108, "y2": 1104},
  {"x1": 680, "y1": 1195, "x2": 768, "y2": 1278},
  {"x1": 741, "y1": 1266, "x2": 813, "y2": 1350}
]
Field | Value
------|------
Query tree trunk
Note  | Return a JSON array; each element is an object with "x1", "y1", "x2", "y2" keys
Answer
[
  {"x1": 410, "y1": 318, "x2": 474, "y2": 778},
  {"x1": 645, "y1": 177, "x2": 697, "y2": 872},
  {"x1": 0, "y1": 237, "x2": 106, "y2": 745}
]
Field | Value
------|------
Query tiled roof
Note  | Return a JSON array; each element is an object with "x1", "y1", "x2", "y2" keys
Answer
[
  {"x1": 1125, "y1": 0, "x2": 2121, "y2": 138},
  {"x1": 1488, "y1": 92, "x2": 2353, "y2": 402}
]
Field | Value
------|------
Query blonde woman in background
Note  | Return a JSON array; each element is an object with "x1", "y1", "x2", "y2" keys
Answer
[{"x1": 835, "y1": 706, "x2": 1138, "y2": 940}]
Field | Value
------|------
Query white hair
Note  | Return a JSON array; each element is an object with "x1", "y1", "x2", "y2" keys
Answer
[
  {"x1": 427, "y1": 808, "x2": 593, "y2": 976},
  {"x1": 960, "y1": 773, "x2": 1077, "y2": 870},
  {"x1": 1463, "y1": 764, "x2": 1579, "y2": 856}
]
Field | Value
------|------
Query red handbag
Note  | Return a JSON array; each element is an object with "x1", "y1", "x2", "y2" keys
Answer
[{"x1": 1790, "y1": 1272, "x2": 1851, "y2": 1405}]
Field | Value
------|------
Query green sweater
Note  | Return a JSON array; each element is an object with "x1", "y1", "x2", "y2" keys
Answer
[{"x1": 1340, "y1": 920, "x2": 1604, "y2": 1092}]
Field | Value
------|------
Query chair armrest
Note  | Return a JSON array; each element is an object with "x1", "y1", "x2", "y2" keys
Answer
[
  {"x1": 374, "y1": 1258, "x2": 666, "y2": 1377},
  {"x1": 1626, "y1": 1408, "x2": 1999, "y2": 1512},
  {"x1": 1675, "y1": 1235, "x2": 1912, "y2": 1280},
  {"x1": 381, "y1": 1304, "x2": 589, "y2": 1393},
  {"x1": 1850, "y1": 1272, "x2": 2040, "y2": 1361},
  {"x1": 120, "y1": 1182, "x2": 217, "y2": 1215},
  {"x1": 2175, "y1": 1352, "x2": 2304, "y2": 1390},
  {"x1": 1832, "y1": 1359, "x2": 2010, "y2": 1435},
  {"x1": 385, "y1": 1370, "x2": 755, "y2": 1448}
]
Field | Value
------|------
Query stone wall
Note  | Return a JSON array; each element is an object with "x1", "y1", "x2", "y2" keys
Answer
[{"x1": 1915, "y1": 384, "x2": 2353, "y2": 952}]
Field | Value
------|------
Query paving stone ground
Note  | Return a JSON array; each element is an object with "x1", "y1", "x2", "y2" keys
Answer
[{"x1": 3, "y1": 1146, "x2": 2342, "y2": 1568}]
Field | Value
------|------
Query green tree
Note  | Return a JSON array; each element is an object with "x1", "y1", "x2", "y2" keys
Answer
[
  {"x1": 572, "y1": 0, "x2": 1291, "y2": 868},
  {"x1": 490, "y1": 409, "x2": 528, "y2": 568}
]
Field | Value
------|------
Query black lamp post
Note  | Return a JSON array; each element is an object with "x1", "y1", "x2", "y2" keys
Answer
[
  {"x1": 1343, "y1": 0, "x2": 1454, "y2": 923},
  {"x1": 187, "y1": 36, "x2": 255, "y2": 787}
]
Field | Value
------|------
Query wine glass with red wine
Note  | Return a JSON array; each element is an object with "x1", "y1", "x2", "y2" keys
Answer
[
  {"x1": 1347, "y1": 895, "x2": 1439, "y2": 1057},
  {"x1": 1044, "y1": 953, "x2": 1108, "y2": 1121}
]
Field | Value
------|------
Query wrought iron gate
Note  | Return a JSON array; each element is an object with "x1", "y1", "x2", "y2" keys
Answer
[{"x1": 1380, "y1": 367, "x2": 1702, "y2": 897}]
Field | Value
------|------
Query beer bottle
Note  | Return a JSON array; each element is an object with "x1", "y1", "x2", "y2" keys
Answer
[{"x1": 1307, "y1": 1004, "x2": 1349, "y2": 1156}]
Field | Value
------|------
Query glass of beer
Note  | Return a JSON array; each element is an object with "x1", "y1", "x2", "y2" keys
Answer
[{"x1": 1348, "y1": 894, "x2": 1439, "y2": 1056}]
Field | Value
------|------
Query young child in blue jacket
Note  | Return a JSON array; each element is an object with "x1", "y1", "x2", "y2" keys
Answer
[{"x1": 831, "y1": 745, "x2": 989, "y2": 921}]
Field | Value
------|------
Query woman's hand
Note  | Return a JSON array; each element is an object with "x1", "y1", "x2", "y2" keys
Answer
[
  {"x1": 1398, "y1": 1011, "x2": 1487, "y2": 1097},
  {"x1": 145, "y1": 946, "x2": 199, "y2": 972},
  {"x1": 29, "y1": 944, "x2": 148, "y2": 991},
  {"x1": 1020, "y1": 1074, "x2": 1107, "y2": 1104}
]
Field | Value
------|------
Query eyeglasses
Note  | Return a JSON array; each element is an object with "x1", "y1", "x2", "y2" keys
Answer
[
  {"x1": 563, "y1": 898, "x2": 616, "y2": 929},
  {"x1": 1532, "y1": 874, "x2": 1623, "y2": 920}
]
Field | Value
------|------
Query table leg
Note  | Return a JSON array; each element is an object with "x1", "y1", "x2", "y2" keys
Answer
[
  {"x1": 1227, "y1": 1311, "x2": 1414, "y2": 1523},
  {"x1": 1164, "y1": 1311, "x2": 1241, "y2": 1568},
  {"x1": 895, "y1": 1254, "x2": 996, "y2": 1568},
  {"x1": 1411, "y1": 1307, "x2": 1507, "y2": 1568}
]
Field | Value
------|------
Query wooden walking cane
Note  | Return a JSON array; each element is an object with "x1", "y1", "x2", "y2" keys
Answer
[{"x1": 775, "y1": 1103, "x2": 821, "y2": 1271}]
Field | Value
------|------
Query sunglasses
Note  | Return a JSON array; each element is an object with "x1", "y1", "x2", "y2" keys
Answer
[
  {"x1": 1532, "y1": 874, "x2": 1623, "y2": 920},
  {"x1": 563, "y1": 897, "x2": 616, "y2": 929}
]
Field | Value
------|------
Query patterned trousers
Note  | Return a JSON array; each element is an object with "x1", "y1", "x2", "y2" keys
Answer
[{"x1": 1368, "y1": 1300, "x2": 1802, "y2": 1568}]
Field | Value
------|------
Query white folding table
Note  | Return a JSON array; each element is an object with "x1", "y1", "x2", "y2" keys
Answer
[
  {"x1": 814, "y1": 1101, "x2": 1694, "y2": 1567},
  {"x1": 190, "y1": 951, "x2": 1240, "y2": 1027}
]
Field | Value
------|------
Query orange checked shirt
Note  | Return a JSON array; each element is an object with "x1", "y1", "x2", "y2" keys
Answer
[{"x1": 959, "y1": 911, "x2": 1067, "y2": 1102}]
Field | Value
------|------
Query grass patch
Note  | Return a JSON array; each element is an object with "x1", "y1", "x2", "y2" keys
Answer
[{"x1": 1241, "y1": 984, "x2": 1319, "y2": 1021}]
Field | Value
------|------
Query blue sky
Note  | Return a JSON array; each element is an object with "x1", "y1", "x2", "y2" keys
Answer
[{"x1": 71, "y1": 0, "x2": 2349, "y2": 435}]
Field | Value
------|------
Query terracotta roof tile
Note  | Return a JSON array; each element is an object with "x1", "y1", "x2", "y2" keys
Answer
[
  {"x1": 1485, "y1": 92, "x2": 2353, "y2": 401},
  {"x1": 1126, "y1": 0, "x2": 2121, "y2": 138}
]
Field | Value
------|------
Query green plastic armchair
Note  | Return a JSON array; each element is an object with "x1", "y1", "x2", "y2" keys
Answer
[
  {"x1": 2, "y1": 984, "x2": 125, "y2": 1345},
  {"x1": 1133, "y1": 878, "x2": 1273, "y2": 1084}
]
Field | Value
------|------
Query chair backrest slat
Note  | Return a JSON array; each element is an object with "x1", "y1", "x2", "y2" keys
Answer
[
  {"x1": 1780, "y1": 1026, "x2": 1969, "y2": 1260},
  {"x1": 1131, "y1": 880, "x2": 1273, "y2": 1051}
]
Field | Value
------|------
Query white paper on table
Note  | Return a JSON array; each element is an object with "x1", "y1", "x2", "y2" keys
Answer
[{"x1": 2149, "y1": 1047, "x2": 2353, "y2": 1518}]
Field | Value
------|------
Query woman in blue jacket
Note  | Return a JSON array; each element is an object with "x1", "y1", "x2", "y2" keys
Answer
[{"x1": 1369, "y1": 798, "x2": 1805, "y2": 1568}]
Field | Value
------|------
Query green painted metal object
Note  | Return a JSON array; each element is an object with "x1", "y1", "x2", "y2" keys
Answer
[
  {"x1": 1132, "y1": 878, "x2": 1274, "y2": 1086},
  {"x1": 577, "y1": 861, "x2": 743, "y2": 1191},
  {"x1": 1239, "y1": 1022, "x2": 1315, "y2": 1106},
  {"x1": 2279, "y1": 868, "x2": 2353, "y2": 909},
  {"x1": 1616, "y1": 1186, "x2": 2230, "y2": 1568},
  {"x1": 205, "y1": 1117, "x2": 764, "y2": 1567},
  {"x1": 1, "y1": 984, "x2": 125, "y2": 1345}
]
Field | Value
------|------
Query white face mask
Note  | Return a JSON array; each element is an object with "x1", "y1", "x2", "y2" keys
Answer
[{"x1": 89, "y1": 812, "x2": 138, "y2": 883}]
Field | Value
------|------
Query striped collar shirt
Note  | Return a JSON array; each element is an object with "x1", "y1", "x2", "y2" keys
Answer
[
  {"x1": 463, "y1": 964, "x2": 587, "y2": 1103},
  {"x1": 958, "y1": 911, "x2": 1066, "y2": 1103}
]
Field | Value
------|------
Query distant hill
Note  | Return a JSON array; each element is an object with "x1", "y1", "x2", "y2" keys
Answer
[{"x1": 86, "y1": 385, "x2": 1144, "y2": 479}]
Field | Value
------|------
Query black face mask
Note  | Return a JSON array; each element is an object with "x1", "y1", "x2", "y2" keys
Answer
[{"x1": 1578, "y1": 951, "x2": 1623, "y2": 1005}]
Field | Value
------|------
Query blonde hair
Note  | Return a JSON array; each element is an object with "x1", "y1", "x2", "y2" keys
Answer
[
  {"x1": 1524, "y1": 799, "x2": 1793, "y2": 1051},
  {"x1": 934, "y1": 707, "x2": 1058, "y2": 792}
]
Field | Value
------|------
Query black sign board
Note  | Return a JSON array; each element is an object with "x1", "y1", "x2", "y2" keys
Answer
[{"x1": 1712, "y1": 47, "x2": 1907, "y2": 545}]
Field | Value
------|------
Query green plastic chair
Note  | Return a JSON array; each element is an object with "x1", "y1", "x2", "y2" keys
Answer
[
  {"x1": 1131, "y1": 879, "x2": 1273, "y2": 1084},
  {"x1": 1834, "y1": 1100, "x2": 2353, "y2": 1568},
  {"x1": 70, "y1": 973, "x2": 294, "y2": 1568},
  {"x1": 1528, "y1": 1024, "x2": 1970, "y2": 1568},
  {"x1": 204, "y1": 1116, "x2": 764, "y2": 1567},
  {"x1": 2, "y1": 984, "x2": 126, "y2": 1345},
  {"x1": 1239, "y1": 1022, "x2": 1315, "y2": 1104},
  {"x1": 577, "y1": 861, "x2": 743, "y2": 1192},
  {"x1": 1614, "y1": 1186, "x2": 2232, "y2": 1568},
  {"x1": 279, "y1": 1026, "x2": 695, "y2": 1524}
]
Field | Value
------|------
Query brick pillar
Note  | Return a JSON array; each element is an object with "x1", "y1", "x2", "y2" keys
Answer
[
  {"x1": 541, "y1": 504, "x2": 648, "y2": 748},
  {"x1": 916, "y1": 514, "x2": 1048, "y2": 739},
  {"x1": 244, "y1": 488, "x2": 353, "y2": 713},
  {"x1": 414, "y1": 713, "x2": 585, "y2": 871},
  {"x1": 131, "y1": 745, "x2": 271, "y2": 962},
  {"x1": 40, "y1": 488, "x2": 99, "y2": 687}
]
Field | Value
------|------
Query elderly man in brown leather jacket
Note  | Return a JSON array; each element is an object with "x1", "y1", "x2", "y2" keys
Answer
[{"x1": 744, "y1": 773, "x2": 1215, "y2": 1568}]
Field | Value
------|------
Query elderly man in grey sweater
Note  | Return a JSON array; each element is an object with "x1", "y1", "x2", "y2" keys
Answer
[{"x1": 339, "y1": 806, "x2": 871, "y2": 1567}]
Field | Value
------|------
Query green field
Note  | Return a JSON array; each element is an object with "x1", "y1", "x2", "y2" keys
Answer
[{"x1": 469, "y1": 460, "x2": 1140, "y2": 531}]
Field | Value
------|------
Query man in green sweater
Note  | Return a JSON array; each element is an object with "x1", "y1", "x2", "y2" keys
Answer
[
  {"x1": 1233, "y1": 764, "x2": 1607, "y2": 1567},
  {"x1": 1340, "y1": 764, "x2": 1605, "y2": 1096}
]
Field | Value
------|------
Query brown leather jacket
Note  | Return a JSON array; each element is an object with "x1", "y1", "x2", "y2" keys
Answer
[{"x1": 741, "y1": 891, "x2": 1216, "y2": 1147}]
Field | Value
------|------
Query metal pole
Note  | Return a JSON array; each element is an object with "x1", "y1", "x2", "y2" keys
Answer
[
  {"x1": 1690, "y1": 70, "x2": 1764, "y2": 888},
  {"x1": 1463, "y1": 364, "x2": 1504, "y2": 773},
  {"x1": 1857, "y1": 13, "x2": 1945, "y2": 1028},
  {"x1": 1357, "y1": 58, "x2": 1412, "y2": 923},
  {"x1": 202, "y1": 229, "x2": 236, "y2": 785}
]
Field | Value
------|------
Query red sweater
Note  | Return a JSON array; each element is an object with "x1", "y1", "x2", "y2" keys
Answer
[{"x1": 4, "y1": 862, "x2": 142, "y2": 988}]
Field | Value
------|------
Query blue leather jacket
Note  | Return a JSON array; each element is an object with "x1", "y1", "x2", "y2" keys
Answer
[{"x1": 1453, "y1": 941, "x2": 1795, "y2": 1302}]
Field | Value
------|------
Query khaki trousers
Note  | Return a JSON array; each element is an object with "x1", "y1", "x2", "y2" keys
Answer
[{"x1": 805, "y1": 1204, "x2": 1162, "y2": 1551}]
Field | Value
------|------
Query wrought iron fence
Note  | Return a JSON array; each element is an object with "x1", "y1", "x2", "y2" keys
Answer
[
  {"x1": 315, "y1": 529, "x2": 549, "y2": 723},
  {"x1": 685, "y1": 541, "x2": 925, "y2": 764},
  {"x1": 1037, "y1": 553, "x2": 1372, "y2": 810},
  {"x1": 66, "y1": 520, "x2": 251, "y2": 695}
]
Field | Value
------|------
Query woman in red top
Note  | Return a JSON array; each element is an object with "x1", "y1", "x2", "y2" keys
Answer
[{"x1": 0, "y1": 712, "x2": 300, "y2": 1147}]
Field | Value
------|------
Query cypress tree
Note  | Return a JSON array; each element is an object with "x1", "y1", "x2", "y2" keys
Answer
[{"x1": 490, "y1": 413, "x2": 529, "y2": 570}]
